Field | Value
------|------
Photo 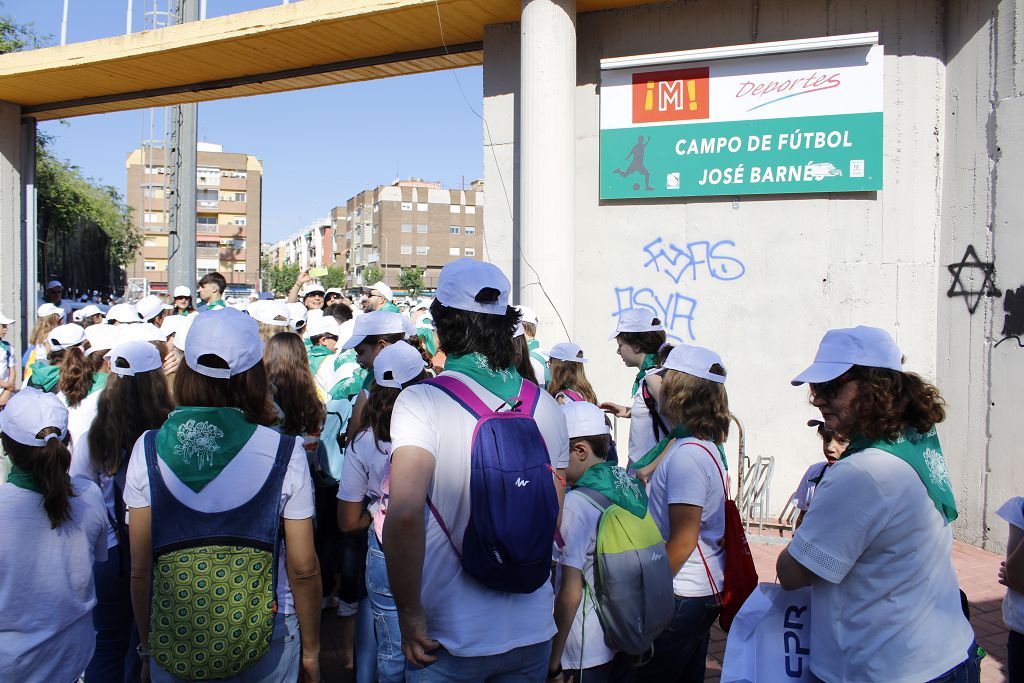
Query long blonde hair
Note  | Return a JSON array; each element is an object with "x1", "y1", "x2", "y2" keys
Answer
[
  {"x1": 30, "y1": 314, "x2": 62, "y2": 346},
  {"x1": 548, "y1": 358, "x2": 598, "y2": 404}
]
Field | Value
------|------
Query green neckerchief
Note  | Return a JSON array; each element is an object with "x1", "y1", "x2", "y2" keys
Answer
[
  {"x1": 574, "y1": 461, "x2": 648, "y2": 518},
  {"x1": 631, "y1": 424, "x2": 728, "y2": 471},
  {"x1": 527, "y1": 339, "x2": 551, "y2": 383},
  {"x1": 28, "y1": 361, "x2": 60, "y2": 392},
  {"x1": 334, "y1": 348, "x2": 357, "y2": 372},
  {"x1": 176, "y1": 309, "x2": 191, "y2": 316},
  {"x1": 308, "y1": 345, "x2": 333, "y2": 375},
  {"x1": 844, "y1": 427, "x2": 958, "y2": 524},
  {"x1": 7, "y1": 463, "x2": 41, "y2": 493},
  {"x1": 360, "y1": 372, "x2": 375, "y2": 395},
  {"x1": 631, "y1": 354, "x2": 659, "y2": 396},
  {"x1": 205, "y1": 299, "x2": 226, "y2": 310},
  {"x1": 330, "y1": 367, "x2": 367, "y2": 401},
  {"x1": 156, "y1": 407, "x2": 259, "y2": 493},
  {"x1": 88, "y1": 371, "x2": 108, "y2": 396},
  {"x1": 417, "y1": 327, "x2": 438, "y2": 356},
  {"x1": 444, "y1": 352, "x2": 524, "y2": 403},
  {"x1": 381, "y1": 301, "x2": 400, "y2": 313}
]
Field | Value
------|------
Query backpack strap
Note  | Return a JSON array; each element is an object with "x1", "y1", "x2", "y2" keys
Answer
[
  {"x1": 560, "y1": 389, "x2": 585, "y2": 403},
  {"x1": 641, "y1": 377, "x2": 668, "y2": 440},
  {"x1": 574, "y1": 486, "x2": 614, "y2": 513},
  {"x1": 685, "y1": 440, "x2": 728, "y2": 606},
  {"x1": 512, "y1": 376, "x2": 542, "y2": 416},
  {"x1": 424, "y1": 375, "x2": 493, "y2": 418}
]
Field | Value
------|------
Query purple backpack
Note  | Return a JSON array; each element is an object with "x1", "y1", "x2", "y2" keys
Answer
[{"x1": 425, "y1": 375, "x2": 558, "y2": 594}]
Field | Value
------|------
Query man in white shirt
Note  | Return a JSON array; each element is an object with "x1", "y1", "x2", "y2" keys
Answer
[{"x1": 384, "y1": 258, "x2": 569, "y2": 681}]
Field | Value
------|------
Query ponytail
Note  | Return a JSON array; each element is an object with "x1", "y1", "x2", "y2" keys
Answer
[
  {"x1": 58, "y1": 347, "x2": 94, "y2": 407},
  {"x1": 1, "y1": 431, "x2": 74, "y2": 529}
]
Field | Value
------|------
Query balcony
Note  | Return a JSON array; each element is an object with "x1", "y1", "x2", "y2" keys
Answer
[
  {"x1": 198, "y1": 200, "x2": 219, "y2": 210},
  {"x1": 197, "y1": 246, "x2": 218, "y2": 258},
  {"x1": 217, "y1": 200, "x2": 247, "y2": 214},
  {"x1": 197, "y1": 223, "x2": 219, "y2": 234}
]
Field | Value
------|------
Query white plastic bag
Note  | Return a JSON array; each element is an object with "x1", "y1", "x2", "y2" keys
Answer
[{"x1": 721, "y1": 582, "x2": 813, "y2": 683}]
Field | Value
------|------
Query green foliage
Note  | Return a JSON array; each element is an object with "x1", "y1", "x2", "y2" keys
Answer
[
  {"x1": 0, "y1": 6, "x2": 47, "y2": 55},
  {"x1": 321, "y1": 266, "x2": 347, "y2": 290},
  {"x1": 363, "y1": 265, "x2": 383, "y2": 287},
  {"x1": 398, "y1": 266, "x2": 425, "y2": 298},
  {"x1": 268, "y1": 263, "x2": 300, "y2": 296}
]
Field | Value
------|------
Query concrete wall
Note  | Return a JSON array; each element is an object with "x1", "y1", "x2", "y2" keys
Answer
[
  {"x1": 0, "y1": 102, "x2": 23, "y2": 355},
  {"x1": 485, "y1": 0, "x2": 955, "y2": 527}
]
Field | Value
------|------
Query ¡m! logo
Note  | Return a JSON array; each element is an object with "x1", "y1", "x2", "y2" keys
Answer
[
  {"x1": 632, "y1": 67, "x2": 711, "y2": 124},
  {"x1": 515, "y1": 478, "x2": 530, "y2": 488}
]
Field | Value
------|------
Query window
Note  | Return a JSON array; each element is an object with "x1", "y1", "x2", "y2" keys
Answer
[
  {"x1": 197, "y1": 215, "x2": 217, "y2": 224},
  {"x1": 416, "y1": 203, "x2": 428, "y2": 212},
  {"x1": 223, "y1": 192, "x2": 246, "y2": 202},
  {"x1": 401, "y1": 202, "x2": 413, "y2": 211},
  {"x1": 449, "y1": 226, "x2": 461, "y2": 235},
  {"x1": 144, "y1": 238, "x2": 157, "y2": 247},
  {"x1": 449, "y1": 247, "x2": 460, "y2": 256},
  {"x1": 232, "y1": 217, "x2": 247, "y2": 226},
  {"x1": 466, "y1": 206, "x2": 477, "y2": 215},
  {"x1": 233, "y1": 239, "x2": 245, "y2": 250},
  {"x1": 142, "y1": 184, "x2": 164, "y2": 199},
  {"x1": 233, "y1": 263, "x2": 246, "y2": 272},
  {"x1": 220, "y1": 169, "x2": 247, "y2": 179},
  {"x1": 465, "y1": 226, "x2": 477, "y2": 235},
  {"x1": 144, "y1": 165, "x2": 166, "y2": 175},
  {"x1": 144, "y1": 212, "x2": 163, "y2": 223},
  {"x1": 416, "y1": 246, "x2": 429, "y2": 255},
  {"x1": 400, "y1": 245, "x2": 413, "y2": 255},
  {"x1": 400, "y1": 223, "x2": 412, "y2": 233},
  {"x1": 450, "y1": 205, "x2": 461, "y2": 214},
  {"x1": 464, "y1": 247, "x2": 476, "y2": 257},
  {"x1": 197, "y1": 267, "x2": 217, "y2": 277},
  {"x1": 144, "y1": 261, "x2": 157, "y2": 271},
  {"x1": 416, "y1": 224, "x2": 428, "y2": 234}
]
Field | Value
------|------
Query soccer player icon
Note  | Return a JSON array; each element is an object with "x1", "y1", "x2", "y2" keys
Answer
[{"x1": 614, "y1": 135, "x2": 654, "y2": 191}]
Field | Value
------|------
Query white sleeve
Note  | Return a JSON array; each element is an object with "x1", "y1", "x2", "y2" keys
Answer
[
  {"x1": 69, "y1": 433, "x2": 100, "y2": 485},
  {"x1": 537, "y1": 392, "x2": 570, "y2": 469},
  {"x1": 997, "y1": 497, "x2": 1024, "y2": 530},
  {"x1": 281, "y1": 439, "x2": 315, "y2": 520},
  {"x1": 788, "y1": 463, "x2": 889, "y2": 584},
  {"x1": 557, "y1": 494, "x2": 593, "y2": 571},
  {"x1": 314, "y1": 357, "x2": 336, "y2": 395},
  {"x1": 390, "y1": 385, "x2": 439, "y2": 457},
  {"x1": 83, "y1": 483, "x2": 109, "y2": 563},
  {"x1": 664, "y1": 444, "x2": 715, "y2": 508},
  {"x1": 123, "y1": 432, "x2": 152, "y2": 509},
  {"x1": 338, "y1": 432, "x2": 371, "y2": 502}
]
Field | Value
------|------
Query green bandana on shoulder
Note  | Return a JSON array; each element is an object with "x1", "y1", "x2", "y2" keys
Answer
[
  {"x1": 631, "y1": 424, "x2": 728, "y2": 471},
  {"x1": 574, "y1": 461, "x2": 648, "y2": 518},
  {"x1": 156, "y1": 407, "x2": 258, "y2": 493},
  {"x1": 307, "y1": 345, "x2": 333, "y2": 375},
  {"x1": 89, "y1": 372, "x2": 108, "y2": 396},
  {"x1": 631, "y1": 354, "x2": 659, "y2": 396},
  {"x1": 205, "y1": 299, "x2": 226, "y2": 310},
  {"x1": 381, "y1": 301, "x2": 400, "y2": 313},
  {"x1": 844, "y1": 427, "x2": 958, "y2": 524},
  {"x1": 444, "y1": 352, "x2": 524, "y2": 403},
  {"x1": 28, "y1": 361, "x2": 60, "y2": 392},
  {"x1": 7, "y1": 463, "x2": 41, "y2": 493},
  {"x1": 527, "y1": 340, "x2": 551, "y2": 383}
]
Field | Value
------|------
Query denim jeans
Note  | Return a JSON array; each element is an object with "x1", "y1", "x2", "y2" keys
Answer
[
  {"x1": 150, "y1": 612, "x2": 300, "y2": 683},
  {"x1": 354, "y1": 596, "x2": 377, "y2": 683},
  {"x1": 922, "y1": 640, "x2": 981, "y2": 683},
  {"x1": 566, "y1": 651, "x2": 636, "y2": 683},
  {"x1": 84, "y1": 544, "x2": 141, "y2": 683},
  {"x1": 1010, "y1": 630, "x2": 1024, "y2": 682},
  {"x1": 405, "y1": 640, "x2": 552, "y2": 682},
  {"x1": 634, "y1": 594, "x2": 719, "y2": 683},
  {"x1": 365, "y1": 530, "x2": 405, "y2": 682}
]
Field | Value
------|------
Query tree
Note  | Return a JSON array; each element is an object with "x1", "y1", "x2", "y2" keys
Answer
[
  {"x1": 363, "y1": 265, "x2": 384, "y2": 287},
  {"x1": 399, "y1": 266, "x2": 425, "y2": 299},
  {"x1": 0, "y1": 6, "x2": 47, "y2": 55},
  {"x1": 268, "y1": 263, "x2": 300, "y2": 296},
  {"x1": 321, "y1": 266, "x2": 347, "y2": 290}
]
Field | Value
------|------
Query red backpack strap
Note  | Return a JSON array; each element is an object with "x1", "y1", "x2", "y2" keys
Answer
[
  {"x1": 679, "y1": 439, "x2": 729, "y2": 606},
  {"x1": 687, "y1": 440, "x2": 730, "y2": 501}
]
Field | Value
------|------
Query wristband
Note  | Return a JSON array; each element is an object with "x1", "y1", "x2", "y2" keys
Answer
[
  {"x1": 548, "y1": 664, "x2": 563, "y2": 679},
  {"x1": 137, "y1": 643, "x2": 150, "y2": 659}
]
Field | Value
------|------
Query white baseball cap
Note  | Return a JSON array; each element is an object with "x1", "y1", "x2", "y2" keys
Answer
[
  {"x1": 374, "y1": 341, "x2": 425, "y2": 389},
  {"x1": 79, "y1": 304, "x2": 102, "y2": 319},
  {"x1": 106, "y1": 341, "x2": 163, "y2": 377},
  {"x1": 341, "y1": 310, "x2": 406, "y2": 350},
  {"x1": 85, "y1": 323, "x2": 120, "y2": 355},
  {"x1": 37, "y1": 303, "x2": 66, "y2": 320},
  {"x1": 791, "y1": 326, "x2": 903, "y2": 386},
  {"x1": 561, "y1": 401, "x2": 611, "y2": 439},
  {"x1": 160, "y1": 314, "x2": 189, "y2": 338},
  {"x1": 129, "y1": 322, "x2": 168, "y2": 343},
  {"x1": 249, "y1": 300, "x2": 290, "y2": 327},
  {"x1": 49, "y1": 324, "x2": 87, "y2": 351},
  {"x1": 173, "y1": 286, "x2": 192, "y2": 298},
  {"x1": 663, "y1": 344, "x2": 727, "y2": 384},
  {"x1": 516, "y1": 305, "x2": 539, "y2": 327},
  {"x1": 308, "y1": 315, "x2": 342, "y2": 339},
  {"x1": 326, "y1": 287, "x2": 343, "y2": 296},
  {"x1": 0, "y1": 388, "x2": 68, "y2": 447},
  {"x1": 172, "y1": 314, "x2": 194, "y2": 352},
  {"x1": 185, "y1": 308, "x2": 264, "y2": 379},
  {"x1": 549, "y1": 342, "x2": 587, "y2": 363},
  {"x1": 300, "y1": 281, "x2": 325, "y2": 298},
  {"x1": 106, "y1": 303, "x2": 140, "y2": 324},
  {"x1": 45, "y1": 280, "x2": 63, "y2": 290},
  {"x1": 610, "y1": 308, "x2": 664, "y2": 339},
  {"x1": 0, "y1": 311, "x2": 14, "y2": 325},
  {"x1": 137, "y1": 294, "x2": 173, "y2": 322},
  {"x1": 286, "y1": 302, "x2": 308, "y2": 332},
  {"x1": 435, "y1": 258, "x2": 510, "y2": 316},
  {"x1": 72, "y1": 309, "x2": 85, "y2": 323},
  {"x1": 367, "y1": 281, "x2": 393, "y2": 301},
  {"x1": 513, "y1": 322, "x2": 525, "y2": 338}
]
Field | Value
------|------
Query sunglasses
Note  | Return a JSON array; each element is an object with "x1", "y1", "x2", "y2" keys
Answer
[{"x1": 809, "y1": 373, "x2": 855, "y2": 400}]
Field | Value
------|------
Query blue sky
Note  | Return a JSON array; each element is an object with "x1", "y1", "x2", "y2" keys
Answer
[{"x1": 6, "y1": 0, "x2": 484, "y2": 242}]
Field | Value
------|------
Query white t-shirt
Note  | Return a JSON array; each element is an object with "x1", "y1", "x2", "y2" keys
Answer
[
  {"x1": 124, "y1": 425, "x2": 315, "y2": 615},
  {"x1": 555, "y1": 490, "x2": 615, "y2": 670},
  {"x1": 530, "y1": 355, "x2": 547, "y2": 388},
  {"x1": 69, "y1": 432, "x2": 119, "y2": 549},
  {"x1": 390, "y1": 370, "x2": 570, "y2": 657},
  {"x1": 788, "y1": 448, "x2": 975, "y2": 683},
  {"x1": 0, "y1": 340, "x2": 14, "y2": 394},
  {"x1": 791, "y1": 461, "x2": 831, "y2": 511},
  {"x1": 62, "y1": 390, "x2": 100, "y2": 451},
  {"x1": 627, "y1": 369, "x2": 661, "y2": 465},
  {"x1": 997, "y1": 496, "x2": 1024, "y2": 633},
  {"x1": 646, "y1": 437, "x2": 726, "y2": 597},
  {"x1": 0, "y1": 479, "x2": 108, "y2": 682},
  {"x1": 337, "y1": 429, "x2": 391, "y2": 540}
]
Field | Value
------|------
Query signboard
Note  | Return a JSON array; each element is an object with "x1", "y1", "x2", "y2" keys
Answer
[{"x1": 599, "y1": 36, "x2": 883, "y2": 199}]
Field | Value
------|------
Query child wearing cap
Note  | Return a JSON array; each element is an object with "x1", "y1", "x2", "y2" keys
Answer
[
  {"x1": 0, "y1": 311, "x2": 16, "y2": 409},
  {"x1": 600, "y1": 309, "x2": 668, "y2": 468},
  {"x1": 196, "y1": 272, "x2": 227, "y2": 311},
  {"x1": 790, "y1": 419, "x2": 848, "y2": 528},
  {"x1": 384, "y1": 258, "x2": 569, "y2": 679},
  {"x1": 22, "y1": 303, "x2": 65, "y2": 385},
  {"x1": 776, "y1": 326, "x2": 978, "y2": 682},
  {"x1": 172, "y1": 286, "x2": 195, "y2": 316},
  {"x1": 337, "y1": 341, "x2": 429, "y2": 682},
  {"x1": 54, "y1": 323, "x2": 109, "y2": 445},
  {"x1": 632, "y1": 344, "x2": 730, "y2": 683},
  {"x1": 342, "y1": 311, "x2": 409, "y2": 444},
  {"x1": 26, "y1": 323, "x2": 88, "y2": 394},
  {"x1": 547, "y1": 342, "x2": 598, "y2": 405},
  {"x1": 0, "y1": 389, "x2": 109, "y2": 682},
  {"x1": 123, "y1": 309, "x2": 322, "y2": 682},
  {"x1": 549, "y1": 401, "x2": 646, "y2": 683},
  {"x1": 516, "y1": 305, "x2": 550, "y2": 388},
  {"x1": 306, "y1": 315, "x2": 342, "y2": 376},
  {"x1": 70, "y1": 340, "x2": 173, "y2": 682}
]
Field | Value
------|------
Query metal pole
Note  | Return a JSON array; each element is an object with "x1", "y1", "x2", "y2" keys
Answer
[
  {"x1": 126, "y1": 0, "x2": 133, "y2": 34},
  {"x1": 20, "y1": 118, "x2": 37, "y2": 352},
  {"x1": 60, "y1": 0, "x2": 69, "y2": 45},
  {"x1": 199, "y1": 0, "x2": 207, "y2": 19}
]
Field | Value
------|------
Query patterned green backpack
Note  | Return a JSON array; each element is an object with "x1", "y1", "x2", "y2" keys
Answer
[{"x1": 144, "y1": 430, "x2": 295, "y2": 680}]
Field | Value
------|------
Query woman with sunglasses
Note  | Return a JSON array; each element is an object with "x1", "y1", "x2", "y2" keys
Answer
[{"x1": 777, "y1": 326, "x2": 979, "y2": 683}]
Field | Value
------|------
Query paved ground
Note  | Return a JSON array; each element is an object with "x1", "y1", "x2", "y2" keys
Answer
[{"x1": 318, "y1": 533, "x2": 1011, "y2": 682}]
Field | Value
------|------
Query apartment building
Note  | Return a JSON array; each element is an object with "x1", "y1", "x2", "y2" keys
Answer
[{"x1": 126, "y1": 142, "x2": 263, "y2": 294}]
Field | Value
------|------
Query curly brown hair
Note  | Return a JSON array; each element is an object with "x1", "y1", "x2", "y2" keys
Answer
[
  {"x1": 823, "y1": 366, "x2": 946, "y2": 441},
  {"x1": 58, "y1": 347, "x2": 95, "y2": 408},
  {"x1": 659, "y1": 369, "x2": 730, "y2": 443}
]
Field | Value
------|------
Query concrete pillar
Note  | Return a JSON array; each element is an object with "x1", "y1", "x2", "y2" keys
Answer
[
  {"x1": 518, "y1": 0, "x2": 575, "y2": 337},
  {"x1": 0, "y1": 102, "x2": 24, "y2": 355}
]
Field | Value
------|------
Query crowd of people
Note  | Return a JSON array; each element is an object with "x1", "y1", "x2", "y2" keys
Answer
[{"x1": 0, "y1": 259, "x2": 1020, "y2": 683}]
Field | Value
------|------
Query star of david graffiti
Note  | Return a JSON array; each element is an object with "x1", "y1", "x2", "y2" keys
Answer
[{"x1": 946, "y1": 245, "x2": 1001, "y2": 315}]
